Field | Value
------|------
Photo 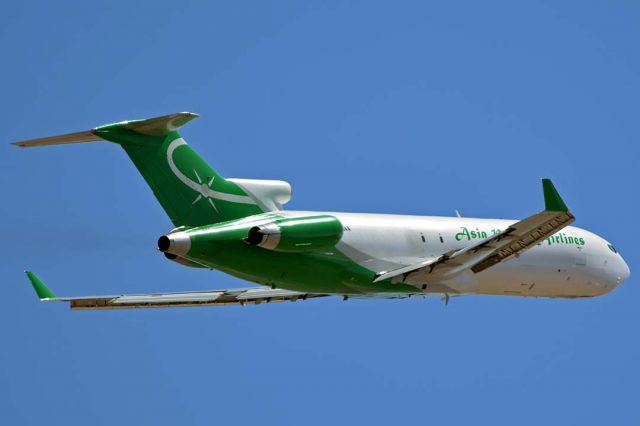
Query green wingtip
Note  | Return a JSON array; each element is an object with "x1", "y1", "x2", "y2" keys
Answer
[
  {"x1": 542, "y1": 178, "x2": 569, "y2": 212},
  {"x1": 25, "y1": 271, "x2": 56, "y2": 300}
]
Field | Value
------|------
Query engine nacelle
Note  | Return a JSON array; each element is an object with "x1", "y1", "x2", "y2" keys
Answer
[{"x1": 245, "y1": 215, "x2": 343, "y2": 253}]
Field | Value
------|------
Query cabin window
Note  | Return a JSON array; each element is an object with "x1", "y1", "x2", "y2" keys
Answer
[
  {"x1": 607, "y1": 244, "x2": 618, "y2": 254},
  {"x1": 439, "y1": 235, "x2": 444, "y2": 243},
  {"x1": 421, "y1": 235, "x2": 426, "y2": 243}
]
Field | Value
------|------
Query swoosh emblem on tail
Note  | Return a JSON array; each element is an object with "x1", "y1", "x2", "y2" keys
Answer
[{"x1": 166, "y1": 138, "x2": 257, "y2": 206}]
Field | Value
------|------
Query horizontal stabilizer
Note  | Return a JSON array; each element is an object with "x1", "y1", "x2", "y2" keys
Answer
[
  {"x1": 12, "y1": 130, "x2": 101, "y2": 147},
  {"x1": 95, "y1": 112, "x2": 199, "y2": 137},
  {"x1": 11, "y1": 112, "x2": 199, "y2": 148}
]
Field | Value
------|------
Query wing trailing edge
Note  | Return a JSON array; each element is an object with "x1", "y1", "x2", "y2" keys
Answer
[{"x1": 22, "y1": 271, "x2": 327, "y2": 310}]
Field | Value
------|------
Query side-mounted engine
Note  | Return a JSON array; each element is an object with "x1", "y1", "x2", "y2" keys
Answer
[
  {"x1": 245, "y1": 215, "x2": 343, "y2": 253},
  {"x1": 157, "y1": 214, "x2": 344, "y2": 266}
]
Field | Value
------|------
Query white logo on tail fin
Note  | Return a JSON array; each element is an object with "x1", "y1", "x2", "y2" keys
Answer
[
  {"x1": 166, "y1": 138, "x2": 257, "y2": 210},
  {"x1": 191, "y1": 169, "x2": 218, "y2": 212}
]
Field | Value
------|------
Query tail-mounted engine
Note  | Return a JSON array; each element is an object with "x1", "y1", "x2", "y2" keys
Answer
[{"x1": 245, "y1": 215, "x2": 343, "y2": 253}]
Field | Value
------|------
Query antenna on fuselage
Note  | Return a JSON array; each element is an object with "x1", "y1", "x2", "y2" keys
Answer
[
  {"x1": 441, "y1": 293, "x2": 450, "y2": 306},
  {"x1": 455, "y1": 210, "x2": 461, "y2": 218}
]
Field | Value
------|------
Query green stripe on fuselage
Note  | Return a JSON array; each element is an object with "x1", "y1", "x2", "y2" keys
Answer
[{"x1": 180, "y1": 214, "x2": 414, "y2": 295}]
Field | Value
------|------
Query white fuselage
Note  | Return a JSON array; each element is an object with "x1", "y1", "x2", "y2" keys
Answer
[{"x1": 284, "y1": 211, "x2": 630, "y2": 298}]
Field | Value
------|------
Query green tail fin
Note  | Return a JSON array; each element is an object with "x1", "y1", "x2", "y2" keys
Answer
[
  {"x1": 14, "y1": 112, "x2": 265, "y2": 227},
  {"x1": 94, "y1": 113, "x2": 264, "y2": 226}
]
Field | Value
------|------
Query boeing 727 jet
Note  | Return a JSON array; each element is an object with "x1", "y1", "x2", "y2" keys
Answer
[{"x1": 14, "y1": 112, "x2": 630, "y2": 309}]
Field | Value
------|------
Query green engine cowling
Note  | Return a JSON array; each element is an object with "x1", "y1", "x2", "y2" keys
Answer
[{"x1": 246, "y1": 215, "x2": 343, "y2": 253}]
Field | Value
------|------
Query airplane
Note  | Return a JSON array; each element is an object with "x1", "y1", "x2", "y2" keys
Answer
[{"x1": 14, "y1": 112, "x2": 630, "y2": 310}]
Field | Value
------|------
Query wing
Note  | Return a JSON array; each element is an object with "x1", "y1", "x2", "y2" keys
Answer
[
  {"x1": 374, "y1": 179, "x2": 575, "y2": 284},
  {"x1": 24, "y1": 271, "x2": 327, "y2": 310}
]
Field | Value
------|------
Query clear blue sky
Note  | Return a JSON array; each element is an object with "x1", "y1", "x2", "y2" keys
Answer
[{"x1": 1, "y1": 1, "x2": 637, "y2": 424}]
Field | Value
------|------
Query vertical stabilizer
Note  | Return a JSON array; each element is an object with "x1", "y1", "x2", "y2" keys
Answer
[{"x1": 13, "y1": 112, "x2": 265, "y2": 227}]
